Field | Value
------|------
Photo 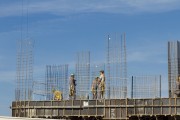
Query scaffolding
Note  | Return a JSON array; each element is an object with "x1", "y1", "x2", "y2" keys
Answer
[
  {"x1": 15, "y1": 39, "x2": 34, "y2": 101},
  {"x1": 45, "y1": 65, "x2": 68, "y2": 100},
  {"x1": 106, "y1": 33, "x2": 127, "y2": 99},
  {"x1": 131, "y1": 75, "x2": 161, "y2": 99},
  {"x1": 75, "y1": 51, "x2": 90, "y2": 99},
  {"x1": 168, "y1": 41, "x2": 180, "y2": 98}
]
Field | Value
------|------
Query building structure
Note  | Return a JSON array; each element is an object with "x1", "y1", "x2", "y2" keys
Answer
[{"x1": 168, "y1": 41, "x2": 180, "y2": 97}]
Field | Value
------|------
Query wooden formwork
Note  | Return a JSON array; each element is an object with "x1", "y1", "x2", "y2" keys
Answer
[{"x1": 12, "y1": 98, "x2": 180, "y2": 120}]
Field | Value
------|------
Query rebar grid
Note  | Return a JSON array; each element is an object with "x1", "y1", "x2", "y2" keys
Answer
[
  {"x1": 168, "y1": 41, "x2": 180, "y2": 97},
  {"x1": 45, "y1": 65, "x2": 68, "y2": 100},
  {"x1": 132, "y1": 75, "x2": 161, "y2": 98},
  {"x1": 16, "y1": 39, "x2": 34, "y2": 101},
  {"x1": 107, "y1": 33, "x2": 127, "y2": 99},
  {"x1": 32, "y1": 80, "x2": 46, "y2": 100},
  {"x1": 75, "y1": 51, "x2": 90, "y2": 99}
]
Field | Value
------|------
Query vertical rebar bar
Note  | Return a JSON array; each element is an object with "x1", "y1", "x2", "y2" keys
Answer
[
  {"x1": 16, "y1": 39, "x2": 34, "y2": 101},
  {"x1": 45, "y1": 65, "x2": 68, "y2": 100},
  {"x1": 131, "y1": 76, "x2": 133, "y2": 98},
  {"x1": 132, "y1": 75, "x2": 161, "y2": 98},
  {"x1": 168, "y1": 41, "x2": 180, "y2": 97},
  {"x1": 107, "y1": 33, "x2": 127, "y2": 99},
  {"x1": 76, "y1": 51, "x2": 90, "y2": 99}
]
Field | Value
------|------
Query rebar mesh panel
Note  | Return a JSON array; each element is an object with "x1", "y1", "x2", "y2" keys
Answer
[
  {"x1": 16, "y1": 39, "x2": 34, "y2": 101},
  {"x1": 32, "y1": 80, "x2": 46, "y2": 100},
  {"x1": 45, "y1": 65, "x2": 68, "y2": 100},
  {"x1": 168, "y1": 41, "x2": 180, "y2": 97},
  {"x1": 75, "y1": 51, "x2": 90, "y2": 99},
  {"x1": 106, "y1": 33, "x2": 127, "y2": 99},
  {"x1": 132, "y1": 75, "x2": 161, "y2": 98}
]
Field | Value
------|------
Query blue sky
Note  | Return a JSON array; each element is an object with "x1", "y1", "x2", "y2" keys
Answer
[{"x1": 1, "y1": 0, "x2": 180, "y2": 116}]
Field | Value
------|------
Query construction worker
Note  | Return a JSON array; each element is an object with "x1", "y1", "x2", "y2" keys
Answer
[
  {"x1": 91, "y1": 77, "x2": 98, "y2": 99},
  {"x1": 98, "y1": 70, "x2": 106, "y2": 99},
  {"x1": 69, "y1": 74, "x2": 76, "y2": 100},
  {"x1": 53, "y1": 90, "x2": 63, "y2": 101}
]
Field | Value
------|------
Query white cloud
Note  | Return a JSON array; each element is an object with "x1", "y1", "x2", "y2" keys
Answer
[{"x1": 1, "y1": 0, "x2": 180, "y2": 17}]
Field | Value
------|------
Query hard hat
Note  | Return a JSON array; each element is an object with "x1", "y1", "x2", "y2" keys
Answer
[{"x1": 71, "y1": 74, "x2": 75, "y2": 77}]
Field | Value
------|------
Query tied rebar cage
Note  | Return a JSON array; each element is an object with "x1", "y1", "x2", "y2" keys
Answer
[
  {"x1": 45, "y1": 65, "x2": 68, "y2": 100},
  {"x1": 16, "y1": 39, "x2": 34, "y2": 101},
  {"x1": 168, "y1": 41, "x2": 180, "y2": 98},
  {"x1": 106, "y1": 33, "x2": 127, "y2": 99},
  {"x1": 131, "y1": 75, "x2": 161, "y2": 99},
  {"x1": 75, "y1": 51, "x2": 90, "y2": 99}
]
